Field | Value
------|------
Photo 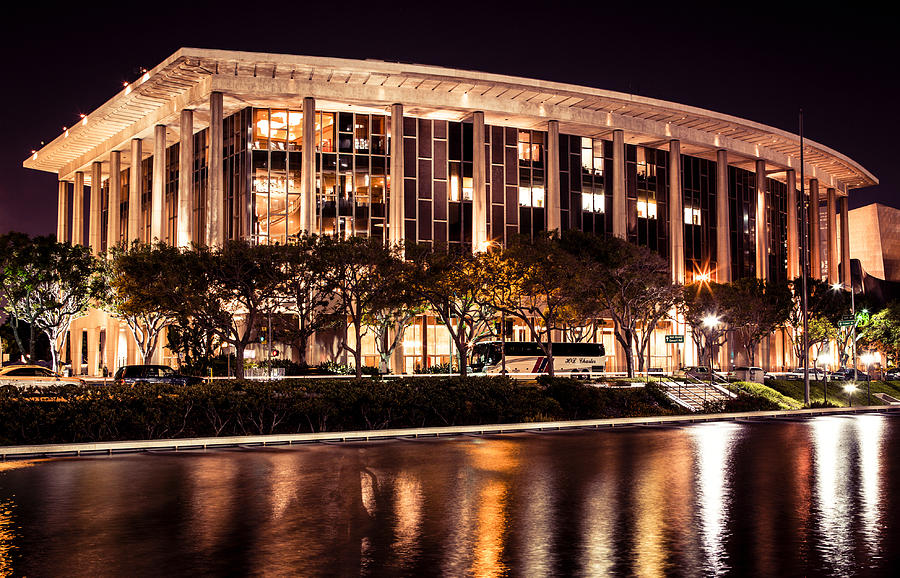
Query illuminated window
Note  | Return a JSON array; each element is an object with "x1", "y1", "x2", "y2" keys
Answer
[
  {"x1": 582, "y1": 193, "x2": 605, "y2": 213},
  {"x1": 685, "y1": 206, "x2": 702, "y2": 225},
  {"x1": 519, "y1": 186, "x2": 545, "y2": 208},
  {"x1": 637, "y1": 199, "x2": 657, "y2": 219}
]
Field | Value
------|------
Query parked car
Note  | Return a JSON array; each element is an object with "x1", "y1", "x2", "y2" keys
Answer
[
  {"x1": 113, "y1": 365, "x2": 202, "y2": 386},
  {"x1": 674, "y1": 366, "x2": 712, "y2": 378},
  {"x1": 780, "y1": 367, "x2": 828, "y2": 381},
  {"x1": 884, "y1": 368, "x2": 900, "y2": 381},
  {"x1": 734, "y1": 366, "x2": 766, "y2": 383},
  {"x1": 829, "y1": 368, "x2": 869, "y2": 381},
  {"x1": 0, "y1": 364, "x2": 85, "y2": 387}
]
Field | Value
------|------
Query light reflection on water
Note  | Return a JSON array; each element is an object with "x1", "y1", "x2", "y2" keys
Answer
[{"x1": 0, "y1": 415, "x2": 897, "y2": 576}]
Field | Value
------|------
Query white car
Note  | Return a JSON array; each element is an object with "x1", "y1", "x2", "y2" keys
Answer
[{"x1": 0, "y1": 365, "x2": 85, "y2": 387}]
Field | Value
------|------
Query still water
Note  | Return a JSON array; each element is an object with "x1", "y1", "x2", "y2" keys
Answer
[{"x1": 1, "y1": 415, "x2": 898, "y2": 576}]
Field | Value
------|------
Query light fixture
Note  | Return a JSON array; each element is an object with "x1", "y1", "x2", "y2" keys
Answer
[
  {"x1": 703, "y1": 314, "x2": 720, "y2": 329},
  {"x1": 843, "y1": 384, "x2": 857, "y2": 394}
]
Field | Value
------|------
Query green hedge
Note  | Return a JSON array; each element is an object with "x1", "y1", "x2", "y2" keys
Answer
[{"x1": 0, "y1": 377, "x2": 680, "y2": 446}]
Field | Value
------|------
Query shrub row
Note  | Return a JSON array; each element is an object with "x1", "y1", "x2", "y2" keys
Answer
[{"x1": 0, "y1": 377, "x2": 682, "y2": 446}]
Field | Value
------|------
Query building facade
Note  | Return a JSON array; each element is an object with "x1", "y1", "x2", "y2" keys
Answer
[{"x1": 25, "y1": 48, "x2": 877, "y2": 375}]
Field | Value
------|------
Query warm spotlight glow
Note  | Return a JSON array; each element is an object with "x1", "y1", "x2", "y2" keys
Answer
[
  {"x1": 843, "y1": 384, "x2": 857, "y2": 394},
  {"x1": 832, "y1": 282, "x2": 843, "y2": 291},
  {"x1": 696, "y1": 272, "x2": 710, "y2": 283},
  {"x1": 703, "y1": 314, "x2": 720, "y2": 329}
]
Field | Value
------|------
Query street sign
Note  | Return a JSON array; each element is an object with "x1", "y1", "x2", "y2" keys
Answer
[
  {"x1": 665, "y1": 335, "x2": 685, "y2": 344},
  {"x1": 838, "y1": 319, "x2": 853, "y2": 327}
]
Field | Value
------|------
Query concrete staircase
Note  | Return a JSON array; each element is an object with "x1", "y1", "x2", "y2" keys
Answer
[{"x1": 657, "y1": 378, "x2": 735, "y2": 412}]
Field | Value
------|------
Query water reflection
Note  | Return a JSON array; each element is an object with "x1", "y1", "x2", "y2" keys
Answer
[
  {"x1": 0, "y1": 416, "x2": 896, "y2": 576},
  {"x1": 691, "y1": 423, "x2": 739, "y2": 576}
]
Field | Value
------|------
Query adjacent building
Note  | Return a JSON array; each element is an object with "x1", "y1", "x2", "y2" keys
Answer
[{"x1": 24, "y1": 48, "x2": 877, "y2": 375}]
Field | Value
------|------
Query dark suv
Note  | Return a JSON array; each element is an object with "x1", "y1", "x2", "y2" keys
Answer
[{"x1": 113, "y1": 365, "x2": 202, "y2": 386}]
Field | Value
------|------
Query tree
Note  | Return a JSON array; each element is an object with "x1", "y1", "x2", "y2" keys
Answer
[
  {"x1": 408, "y1": 245, "x2": 495, "y2": 377},
  {"x1": 561, "y1": 231, "x2": 679, "y2": 378},
  {"x1": 859, "y1": 302, "x2": 900, "y2": 366},
  {"x1": 171, "y1": 241, "x2": 289, "y2": 379},
  {"x1": 681, "y1": 282, "x2": 732, "y2": 371},
  {"x1": 0, "y1": 235, "x2": 101, "y2": 371},
  {"x1": 1, "y1": 232, "x2": 42, "y2": 361},
  {"x1": 101, "y1": 242, "x2": 183, "y2": 363},
  {"x1": 317, "y1": 236, "x2": 401, "y2": 378},
  {"x1": 786, "y1": 277, "x2": 846, "y2": 369},
  {"x1": 280, "y1": 235, "x2": 340, "y2": 365},
  {"x1": 479, "y1": 234, "x2": 583, "y2": 376},
  {"x1": 807, "y1": 315, "x2": 838, "y2": 369},
  {"x1": 726, "y1": 278, "x2": 792, "y2": 366}
]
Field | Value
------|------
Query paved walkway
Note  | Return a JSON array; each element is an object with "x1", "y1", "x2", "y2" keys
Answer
[{"x1": 2, "y1": 405, "x2": 898, "y2": 461}]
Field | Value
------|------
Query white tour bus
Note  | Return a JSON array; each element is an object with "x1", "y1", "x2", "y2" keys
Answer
[{"x1": 469, "y1": 341, "x2": 606, "y2": 376}]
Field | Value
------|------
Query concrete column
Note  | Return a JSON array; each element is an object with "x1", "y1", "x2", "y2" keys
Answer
[
  {"x1": 786, "y1": 169, "x2": 799, "y2": 280},
  {"x1": 107, "y1": 151, "x2": 121, "y2": 248},
  {"x1": 128, "y1": 139, "x2": 142, "y2": 243},
  {"x1": 668, "y1": 140, "x2": 684, "y2": 283},
  {"x1": 809, "y1": 179, "x2": 821, "y2": 280},
  {"x1": 472, "y1": 111, "x2": 488, "y2": 251},
  {"x1": 70, "y1": 325, "x2": 83, "y2": 376},
  {"x1": 826, "y1": 187, "x2": 838, "y2": 284},
  {"x1": 389, "y1": 103, "x2": 405, "y2": 247},
  {"x1": 106, "y1": 319, "x2": 119, "y2": 375},
  {"x1": 87, "y1": 325, "x2": 99, "y2": 377},
  {"x1": 57, "y1": 180, "x2": 68, "y2": 242},
  {"x1": 208, "y1": 91, "x2": 224, "y2": 246},
  {"x1": 612, "y1": 129, "x2": 626, "y2": 239},
  {"x1": 840, "y1": 195, "x2": 851, "y2": 287},
  {"x1": 755, "y1": 159, "x2": 768, "y2": 281},
  {"x1": 89, "y1": 162, "x2": 102, "y2": 254},
  {"x1": 300, "y1": 97, "x2": 316, "y2": 233},
  {"x1": 715, "y1": 150, "x2": 731, "y2": 283},
  {"x1": 178, "y1": 109, "x2": 194, "y2": 247},
  {"x1": 72, "y1": 171, "x2": 84, "y2": 245},
  {"x1": 545, "y1": 119, "x2": 560, "y2": 233},
  {"x1": 151, "y1": 124, "x2": 167, "y2": 242}
]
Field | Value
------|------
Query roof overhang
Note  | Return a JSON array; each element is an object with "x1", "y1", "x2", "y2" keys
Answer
[{"x1": 24, "y1": 47, "x2": 877, "y2": 193}]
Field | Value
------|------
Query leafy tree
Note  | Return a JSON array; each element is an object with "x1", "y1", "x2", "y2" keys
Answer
[
  {"x1": 0, "y1": 235, "x2": 101, "y2": 371},
  {"x1": 859, "y1": 302, "x2": 900, "y2": 366},
  {"x1": 364, "y1": 256, "x2": 426, "y2": 373},
  {"x1": 786, "y1": 277, "x2": 846, "y2": 369},
  {"x1": 807, "y1": 315, "x2": 838, "y2": 369},
  {"x1": 727, "y1": 278, "x2": 792, "y2": 366},
  {"x1": 317, "y1": 236, "x2": 401, "y2": 378},
  {"x1": 681, "y1": 282, "x2": 732, "y2": 371},
  {"x1": 1, "y1": 232, "x2": 42, "y2": 361},
  {"x1": 101, "y1": 242, "x2": 183, "y2": 363},
  {"x1": 408, "y1": 245, "x2": 495, "y2": 377},
  {"x1": 280, "y1": 236, "x2": 340, "y2": 365},
  {"x1": 166, "y1": 313, "x2": 221, "y2": 372},
  {"x1": 479, "y1": 234, "x2": 583, "y2": 376},
  {"x1": 561, "y1": 231, "x2": 679, "y2": 378},
  {"x1": 170, "y1": 241, "x2": 289, "y2": 379}
]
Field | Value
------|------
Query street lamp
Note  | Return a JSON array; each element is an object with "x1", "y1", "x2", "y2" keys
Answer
[
  {"x1": 703, "y1": 314, "x2": 721, "y2": 397},
  {"x1": 860, "y1": 352, "x2": 877, "y2": 405},
  {"x1": 832, "y1": 281, "x2": 857, "y2": 381},
  {"x1": 843, "y1": 383, "x2": 857, "y2": 407}
]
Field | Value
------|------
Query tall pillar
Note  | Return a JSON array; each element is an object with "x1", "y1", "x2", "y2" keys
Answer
[
  {"x1": 70, "y1": 325, "x2": 83, "y2": 376},
  {"x1": 89, "y1": 162, "x2": 102, "y2": 254},
  {"x1": 472, "y1": 111, "x2": 488, "y2": 251},
  {"x1": 545, "y1": 119, "x2": 560, "y2": 233},
  {"x1": 826, "y1": 187, "x2": 838, "y2": 284},
  {"x1": 72, "y1": 171, "x2": 84, "y2": 245},
  {"x1": 208, "y1": 91, "x2": 224, "y2": 246},
  {"x1": 107, "y1": 151, "x2": 121, "y2": 248},
  {"x1": 57, "y1": 180, "x2": 68, "y2": 242},
  {"x1": 128, "y1": 139, "x2": 142, "y2": 243},
  {"x1": 840, "y1": 195, "x2": 851, "y2": 287},
  {"x1": 612, "y1": 129, "x2": 626, "y2": 239},
  {"x1": 809, "y1": 179, "x2": 821, "y2": 280},
  {"x1": 300, "y1": 97, "x2": 316, "y2": 233},
  {"x1": 389, "y1": 103, "x2": 405, "y2": 247},
  {"x1": 715, "y1": 150, "x2": 731, "y2": 283},
  {"x1": 151, "y1": 124, "x2": 167, "y2": 241},
  {"x1": 87, "y1": 324, "x2": 99, "y2": 377},
  {"x1": 755, "y1": 159, "x2": 768, "y2": 281},
  {"x1": 669, "y1": 140, "x2": 684, "y2": 283},
  {"x1": 178, "y1": 109, "x2": 194, "y2": 247},
  {"x1": 786, "y1": 169, "x2": 799, "y2": 280}
]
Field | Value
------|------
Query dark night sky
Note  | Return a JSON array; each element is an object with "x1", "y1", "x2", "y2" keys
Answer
[{"x1": 1, "y1": 1, "x2": 896, "y2": 236}]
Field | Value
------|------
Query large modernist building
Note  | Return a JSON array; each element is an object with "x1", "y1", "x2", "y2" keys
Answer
[{"x1": 24, "y1": 48, "x2": 877, "y2": 375}]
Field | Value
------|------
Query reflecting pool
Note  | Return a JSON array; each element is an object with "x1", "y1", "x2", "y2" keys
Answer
[{"x1": 1, "y1": 415, "x2": 899, "y2": 576}]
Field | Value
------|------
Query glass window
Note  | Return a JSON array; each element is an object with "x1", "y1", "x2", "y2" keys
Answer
[
  {"x1": 253, "y1": 109, "x2": 269, "y2": 150},
  {"x1": 638, "y1": 199, "x2": 657, "y2": 219},
  {"x1": 685, "y1": 206, "x2": 701, "y2": 225}
]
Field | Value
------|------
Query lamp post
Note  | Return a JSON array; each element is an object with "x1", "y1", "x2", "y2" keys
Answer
[
  {"x1": 844, "y1": 383, "x2": 856, "y2": 407},
  {"x1": 832, "y1": 281, "x2": 857, "y2": 381},
  {"x1": 703, "y1": 314, "x2": 721, "y2": 399}
]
